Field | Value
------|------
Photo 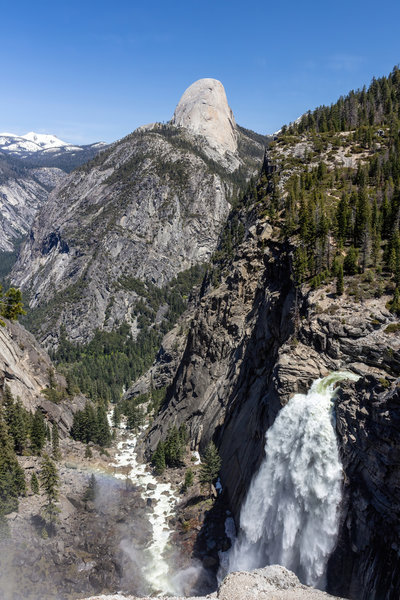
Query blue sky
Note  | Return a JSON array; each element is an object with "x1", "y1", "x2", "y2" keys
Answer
[{"x1": 1, "y1": 0, "x2": 400, "y2": 144}]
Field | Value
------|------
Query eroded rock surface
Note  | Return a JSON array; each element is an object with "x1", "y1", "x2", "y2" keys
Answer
[
  {"x1": 81, "y1": 565, "x2": 344, "y2": 600},
  {"x1": 328, "y1": 377, "x2": 400, "y2": 600},
  {"x1": 172, "y1": 78, "x2": 237, "y2": 155},
  {"x1": 0, "y1": 319, "x2": 86, "y2": 435},
  {"x1": 141, "y1": 178, "x2": 399, "y2": 597},
  {"x1": 11, "y1": 81, "x2": 266, "y2": 347}
]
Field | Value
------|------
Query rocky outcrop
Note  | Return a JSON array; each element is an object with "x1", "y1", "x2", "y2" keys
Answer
[
  {"x1": 144, "y1": 198, "x2": 400, "y2": 517},
  {"x1": 139, "y1": 163, "x2": 400, "y2": 596},
  {"x1": 327, "y1": 377, "x2": 400, "y2": 600},
  {"x1": 0, "y1": 143, "x2": 106, "y2": 253},
  {"x1": 11, "y1": 80, "x2": 266, "y2": 347},
  {"x1": 172, "y1": 78, "x2": 237, "y2": 156},
  {"x1": 0, "y1": 156, "x2": 66, "y2": 252},
  {"x1": 0, "y1": 319, "x2": 54, "y2": 410},
  {"x1": 123, "y1": 315, "x2": 191, "y2": 401},
  {"x1": 80, "y1": 565, "x2": 344, "y2": 599},
  {"x1": 0, "y1": 319, "x2": 85, "y2": 434}
]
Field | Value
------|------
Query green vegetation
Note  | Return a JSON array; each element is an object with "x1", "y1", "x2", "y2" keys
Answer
[
  {"x1": 39, "y1": 453, "x2": 60, "y2": 530},
  {"x1": 82, "y1": 474, "x2": 97, "y2": 507},
  {"x1": 0, "y1": 409, "x2": 26, "y2": 524},
  {"x1": 70, "y1": 401, "x2": 111, "y2": 447},
  {"x1": 0, "y1": 284, "x2": 25, "y2": 326},
  {"x1": 199, "y1": 441, "x2": 221, "y2": 496},
  {"x1": 41, "y1": 368, "x2": 64, "y2": 404},
  {"x1": 0, "y1": 235, "x2": 25, "y2": 288},
  {"x1": 30, "y1": 472, "x2": 39, "y2": 494},
  {"x1": 0, "y1": 251, "x2": 19, "y2": 287},
  {"x1": 287, "y1": 67, "x2": 400, "y2": 135},
  {"x1": 151, "y1": 424, "x2": 188, "y2": 474},
  {"x1": 385, "y1": 322, "x2": 400, "y2": 333},
  {"x1": 151, "y1": 441, "x2": 166, "y2": 475},
  {"x1": 247, "y1": 66, "x2": 400, "y2": 313},
  {"x1": 181, "y1": 468, "x2": 194, "y2": 493},
  {"x1": 30, "y1": 408, "x2": 47, "y2": 455},
  {"x1": 51, "y1": 264, "x2": 206, "y2": 405},
  {"x1": 1, "y1": 386, "x2": 52, "y2": 458},
  {"x1": 51, "y1": 423, "x2": 60, "y2": 460}
]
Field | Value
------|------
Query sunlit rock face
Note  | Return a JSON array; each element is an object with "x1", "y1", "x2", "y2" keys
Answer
[{"x1": 171, "y1": 78, "x2": 237, "y2": 154}]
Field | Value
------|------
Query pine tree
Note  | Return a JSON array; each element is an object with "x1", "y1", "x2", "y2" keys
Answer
[
  {"x1": 0, "y1": 413, "x2": 26, "y2": 517},
  {"x1": 39, "y1": 453, "x2": 60, "y2": 528},
  {"x1": 82, "y1": 474, "x2": 97, "y2": 506},
  {"x1": 344, "y1": 247, "x2": 359, "y2": 275},
  {"x1": 52, "y1": 423, "x2": 60, "y2": 460},
  {"x1": 96, "y1": 404, "x2": 111, "y2": 447},
  {"x1": 112, "y1": 404, "x2": 121, "y2": 428},
  {"x1": 126, "y1": 404, "x2": 145, "y2": 432},
  {"x1": 31, "y1": 472, "x2": 39, "y2": 494},
  {"x1": 181, "y1": 468, "x2": 194, "y2": 493},
  {"x1": 164, "y1": 426, "x2": 184, "y2": 467},
  {"x1": 30, "y1": 409, "x2": 47, "y2": 455},
  {"x1": 65, "y1": 371, "x2": 78, "y2": 397},
  {"x1": 0, "y1": 287, "x2": 25, "y2": 321},
  {"x1": 199, "y1": 441, "x2": 221, "y2": 496},
  {"x1": 2, "y1": 388, "x2": 27, "y2": 454},
  {"x1": 389, "y1": 287, "x2": 400, "y2": 316},
  {"x1": 42, "y1": 368, "x2": 61, "y2": 403},
  {"x1": 151, "y1": 441, "x2": 166, "y2": 475},
  {"x1": 336, "y1": 264, "x2": 344, "y2": 296}
]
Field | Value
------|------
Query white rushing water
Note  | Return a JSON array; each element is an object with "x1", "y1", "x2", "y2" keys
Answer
[
  {"x1": 225, "y1": 371, "x2": 359, "y2": 588},
  {"x1": 110, "y1": 424, "x2": 179, "y2": 595}
]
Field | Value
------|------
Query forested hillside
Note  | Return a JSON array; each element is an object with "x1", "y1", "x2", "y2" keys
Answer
[{"x1": 262, "y1": 66, "x2": 400, "y2": 313}]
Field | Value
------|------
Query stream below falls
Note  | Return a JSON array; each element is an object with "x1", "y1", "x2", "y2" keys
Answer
[{"x1": 110, "y1": 423, "x2": 181, "y2": 595}]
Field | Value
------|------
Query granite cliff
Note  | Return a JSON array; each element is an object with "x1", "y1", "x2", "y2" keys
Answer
[
  {"x1": 11, "y1": 79, "x2": 267, "y2": 349},
  {"x1": 139, "y1": 94, "x2": 400, "y2": 597},
  {"x1": 0, "y1": 142, "x2": 106, "y2": 254}
]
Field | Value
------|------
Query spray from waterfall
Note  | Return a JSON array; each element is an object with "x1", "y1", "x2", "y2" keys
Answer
[{"x1": 224, "y1": 371, "x2": 359, "y2": 588}]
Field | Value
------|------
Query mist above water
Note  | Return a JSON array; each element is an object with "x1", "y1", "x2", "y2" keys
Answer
[{"x1": 225, "y1": 372, "x2": 359, "y2": 588}]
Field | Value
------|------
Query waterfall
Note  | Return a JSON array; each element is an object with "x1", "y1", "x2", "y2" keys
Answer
[{"x1": 225, "y1": 371, "x2": 359, "y2": 588}]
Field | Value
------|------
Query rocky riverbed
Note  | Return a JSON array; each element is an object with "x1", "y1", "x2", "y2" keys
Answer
[
  {"x1": 80, "y1": 565, "x2": 345, "y2": 600},
  {"x1": 0, "y1": 434, "x2": 155, "y2": 600}
]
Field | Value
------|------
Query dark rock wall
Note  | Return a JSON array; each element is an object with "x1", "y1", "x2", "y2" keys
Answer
[
  {"x1": 143, "y1": 203, "x2": 400, "y2": 597},
  {"x1": 328, "y1": 378, "x2": 400, "y2": 600}
]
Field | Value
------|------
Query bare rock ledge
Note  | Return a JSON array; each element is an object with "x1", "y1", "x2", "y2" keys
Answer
[{"x1": 81, "y1": 565, "x2": 344, "y2": 600}]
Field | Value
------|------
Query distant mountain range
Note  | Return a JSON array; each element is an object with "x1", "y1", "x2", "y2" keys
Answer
[
  {"x1": 0, "y1": 132, "x2": 108, "y2": 254},
  {"x1": 0, "y1": 131, "x2": 108, "y2": 172},
  {"x1": 0, "y1": 131, "x2": 72, "y2": 153},
  {"x1": 11, "y1": 78, "x2": 268, "y2": 347}
]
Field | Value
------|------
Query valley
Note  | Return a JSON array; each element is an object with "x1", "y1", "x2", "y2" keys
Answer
[{"x1": 0, "y1": 68, "x2": 399, "y2": 600}]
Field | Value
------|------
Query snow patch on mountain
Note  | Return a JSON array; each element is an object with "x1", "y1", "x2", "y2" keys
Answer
[
  {"x1": 0, "y1": 132, "x2": 104, "y2": 155},
  {"x1": 0, "y1": 132, "x2": 70, "y2": 153}
]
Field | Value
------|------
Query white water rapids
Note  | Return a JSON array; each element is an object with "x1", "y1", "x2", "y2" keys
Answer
[
  {"x1": 225, "y1": 371, "x2": 359, "y2": 588},
  {"x1": 110, "y1": 423, "x2": 180, "y2": 595}
]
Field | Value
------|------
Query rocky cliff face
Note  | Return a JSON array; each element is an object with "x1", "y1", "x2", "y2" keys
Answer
[
  {"x1": 0, "y1": 141, "x2": 107, "y2": 254},
  {"x1": 0, "y1": 318, "x2": 55, "y2": 410},
  {"x1": 328, "y1": 377, "x2": 400, "y2": 600},
  {"x1": 145, "y1": 200, "x2": 400, "y2": 511},
  {"x1": 172, "y1": 78, "x2": 238, "y2": 155},
  {"x1": 0, "y1": 154, "x2": 66, "y2": 252},
  {"x1": 0, "y1": 319, "x2": 85, "y2": 435},
  {"x1": 141, "y1": 155, "x2": 400, "y2": 597},
  {"x1": 11, "y1": 80, "x2": 266, "y2": 347}
]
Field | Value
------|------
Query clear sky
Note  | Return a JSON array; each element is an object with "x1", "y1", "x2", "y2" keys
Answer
[{"x1": 1, "y1": 0, "x2": 400, "y2": 144}]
